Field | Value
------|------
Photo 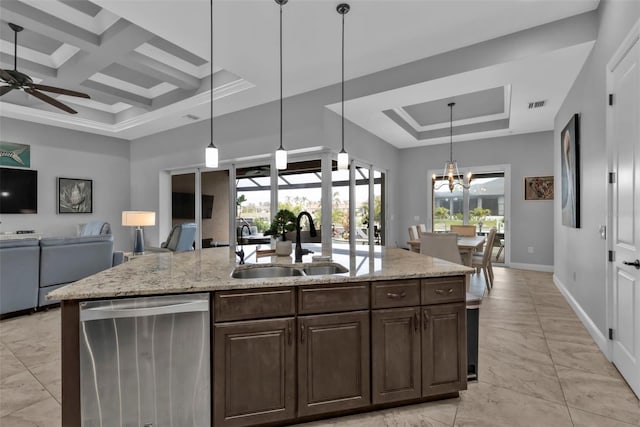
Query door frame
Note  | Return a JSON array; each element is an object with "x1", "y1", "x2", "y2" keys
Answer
[
  {"x1": 427, "y1": 163, "x2": 511, "y2": 266},
  {"x1": 605, "y1": 17, "x2": 640, "y2": 367}
]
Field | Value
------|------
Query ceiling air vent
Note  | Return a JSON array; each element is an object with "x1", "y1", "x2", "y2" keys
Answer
[
  {"x1": 528, "y1": 100, "x2": 546, "y2": 109},
  {"x1": 184, "y1": 114, "x2": 200, "y2": 121}
]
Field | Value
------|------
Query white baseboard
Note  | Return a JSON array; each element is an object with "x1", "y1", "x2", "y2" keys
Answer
[
  {"x1": 509, "y1": 262, "x2": 554, "y2": 273},
  {"x1": 552, "y1": 274, "x2": 610, "y2": 358}
]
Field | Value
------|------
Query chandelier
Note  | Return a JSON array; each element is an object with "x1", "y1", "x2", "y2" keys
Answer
[{"x1": 433, "y1": 102, "x2": 471, "y2": 192}]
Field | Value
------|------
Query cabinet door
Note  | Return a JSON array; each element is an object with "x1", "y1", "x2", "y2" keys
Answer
[
  {"x1": 298, "y1": 311, "x2": 370, "y2": 416},
  {"x1": 422, "y1": 303, "x2": 467, "y2": 396},
  {"x1": 214, "y1": 318, "x2": 295, "y2": 427},
  {"x1": 372, "y1": 307, "x2": 421, "y2": 404}
]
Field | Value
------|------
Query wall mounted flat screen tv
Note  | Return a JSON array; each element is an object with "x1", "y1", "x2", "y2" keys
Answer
[
  {"x1": 0, "y1": 167, "x2": 38, "y2": 214},
  {"x1": 172, "y1": 192, "x2": 214, "y2": 219}
]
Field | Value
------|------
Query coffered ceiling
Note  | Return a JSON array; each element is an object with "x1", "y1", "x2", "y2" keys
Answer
[{"x1": 0, "y1": 0, "x2": 600, "y2": 145}]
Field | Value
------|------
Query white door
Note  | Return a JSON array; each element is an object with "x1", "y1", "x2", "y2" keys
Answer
[{"x1": 608, "y1": 26, "x2": 640, "y2": 397}]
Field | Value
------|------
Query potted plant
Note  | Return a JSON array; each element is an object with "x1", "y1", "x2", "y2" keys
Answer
[{"x1": 264, "y1": 209, "x2": 296, "y2": 255}]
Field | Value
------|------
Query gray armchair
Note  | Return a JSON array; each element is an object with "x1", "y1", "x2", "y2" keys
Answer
[
  {"x1": 148, "y1": 223, "x2": 197, "y2": 253},
  {"x1": 78, "y1": 220, "x2": 112, "y2": 236},
  {"x1": 0, "y1": 238, "x2": 39, "y2": 316}
]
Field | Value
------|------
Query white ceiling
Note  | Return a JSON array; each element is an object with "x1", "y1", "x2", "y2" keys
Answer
[{"x1": 0, "y1": 0, "x2": 600, "y2": 145}]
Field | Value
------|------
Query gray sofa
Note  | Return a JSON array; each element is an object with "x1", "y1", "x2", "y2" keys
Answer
[
  {"x1": 0, "y1": 238, "x2": 40, "y2": 316},
  {"x1": 38, "y1": 235, "x2": 123, "y2": 307}
]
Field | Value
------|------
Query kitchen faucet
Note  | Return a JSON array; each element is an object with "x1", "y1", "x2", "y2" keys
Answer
[
  {"x1": 295, "y1": 211, "x2": 317, "y2": 262},
  {"x1": 236, "y1": 224, "x2": 250, "y2": 264}
]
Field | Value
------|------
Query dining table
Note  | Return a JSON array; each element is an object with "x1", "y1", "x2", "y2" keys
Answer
[{"x1": 407, "y1": 235, "x2": 486, "y2": 266}]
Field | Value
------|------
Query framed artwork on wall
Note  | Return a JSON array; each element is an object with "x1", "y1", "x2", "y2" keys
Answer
[
  {"x1": 58, "y1": 177, "x2": 93, "y2": 213},
  {"x1": 524, "y1": 176, "x2": 554, "y2": 200},
  {"x1": 560, "y1": 114, "x2": 580, "y2": 228},
  {"x1": 0, "y1": 141, "x2": 30, "y2": 167}
]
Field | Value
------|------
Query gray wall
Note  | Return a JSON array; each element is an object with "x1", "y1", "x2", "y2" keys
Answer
[
  {"x1": 0, "y1": 117, "x2": 131, "y2": 250},
  {"x1": 554, "y1": 1, "x2": 640, "y2": 341},
  {"x1": 398, "y1": 131, "x2": 554, "y2": 267},
  {"x1": 129, "y1": 10, "x2": 598, "y2": 251},
  {"x1": 130, "y1": 84, "x2": 400, "y2": 247}
]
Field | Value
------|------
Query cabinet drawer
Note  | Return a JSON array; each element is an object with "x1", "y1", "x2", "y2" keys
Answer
[
  {"x1": 298, "y1": 284, "x2": 369, "y2": 314},
  {"x1": 421, "y1": 277, "x2": 465, "y2": 305},
  {"x1": 214, "y1": 287, "x2": 295, "y2": 322},
  {"x1": 372, "y1": 280, "x2": 420, "y2": 308}
]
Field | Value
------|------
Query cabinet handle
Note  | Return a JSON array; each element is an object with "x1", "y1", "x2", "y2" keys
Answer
[
  {"x1": 434, "y1": 288, "x2": 454, "y2": 295},
  {"x1": 386, "y1": 291, "x2": 407, "y2": 299},
  {"x1": 423, "y1": 311, "x2": 429, "y2": 330},
  {"x1": 414, "y1": 312, "x2": 419, "y2": 332},
  {"x1": 287, "y1": 322, "x2": 292, "y2": 346},
  {"x1": 300, "y1": 322, "x2": 305, "y2": 344}
]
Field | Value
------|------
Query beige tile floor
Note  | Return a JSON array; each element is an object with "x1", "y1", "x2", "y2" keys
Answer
[{"x1": 1, "y1": 267, "x2": 638, "y2": 426}]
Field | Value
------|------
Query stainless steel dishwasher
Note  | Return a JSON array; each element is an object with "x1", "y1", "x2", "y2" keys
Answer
[{"x1": 79, "y1": 293, "x2": 210, "y2": 427}]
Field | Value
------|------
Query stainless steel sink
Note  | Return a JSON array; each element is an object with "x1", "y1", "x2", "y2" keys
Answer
[
  {"x1": 231, "y1": 266, "x2": 304, "y2": 279},
  {"x1": 302, "y1": 263, "x2": 349, "y2": 276},
  {"x1": 231, "y1": 262, "x2": 348, "y2": 279}
]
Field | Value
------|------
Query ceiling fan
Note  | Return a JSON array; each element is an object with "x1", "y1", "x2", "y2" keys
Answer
[{"x1": 0, "y1": 22, "x2": 90, "y2": 114}]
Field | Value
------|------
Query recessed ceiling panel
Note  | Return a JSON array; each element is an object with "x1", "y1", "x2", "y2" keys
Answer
[
  {"x1": 403, "y1": 86, "x2": 505, "y2": 127},
  {"x1": 147, "y1": 37, "x2": 207, "y2": 67},
  {"x1": 102, "y1": 63, "x2": 162, "y2": 90},
  {"x1": 0, "y1": 22, "x2": 63, "y2": 55},
  {"x1": 383, "y1": 109, "x2": 510, "y2": 141},
  {"x1": 59, "y1": 0, "x2": 102, "y2": 18}
]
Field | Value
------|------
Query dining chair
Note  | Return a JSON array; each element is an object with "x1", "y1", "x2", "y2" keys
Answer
[
  {"x1": 419, "y1": 232, "x2": 463, "y2": 265},
  {"x1": 450, "y1": 224, "x2": 476, "y2": 237},
  {"x1": 496, "y1": 237, "x2": 505, "y2": 261},
  {"x1": 472, "y1": 227, "x2": 497, "y2": 292},
  {"x1": 418, "y1": 224, "x2": 428, "y2": 235},
  {"x1": 408, "y1": 225, "x2": 420, "y2": 241}
]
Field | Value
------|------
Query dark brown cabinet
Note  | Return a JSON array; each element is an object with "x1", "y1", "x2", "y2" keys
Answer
[
  {"x1": 213, "y1": 317, "x2": 296, "y2": 427},
  {"x1": 298, "y1": 311, "x2": 370, "y2": 416},
  {"x1": 372, "y1": 277, "x2": 467, "y2": 404},
  {"x1": 212, "y1": 276, "x2": 466, "y2": 427},
  {"x1": 422, "y1": 302, "x2": 467, "y2": 396},
  {"x1": 371, "y1": 307, "x2": 421, "y2": 404}
]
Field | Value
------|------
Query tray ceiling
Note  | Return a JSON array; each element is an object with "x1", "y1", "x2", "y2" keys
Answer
[{"x1": 0, "y1": 0, "x2": 600, "y2": 143}]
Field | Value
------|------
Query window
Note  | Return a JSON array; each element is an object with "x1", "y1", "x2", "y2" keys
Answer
[
  {"x1": 236, "y1": 165, "x2": 271, "y2": 233},
  {"x1": 432, "y1": 170, "x2": 506, "y2": 263}
]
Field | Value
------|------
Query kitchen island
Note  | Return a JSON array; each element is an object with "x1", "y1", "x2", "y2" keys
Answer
[{"x1": 49, "y1": 246, "x2": 474, "y2": 427}]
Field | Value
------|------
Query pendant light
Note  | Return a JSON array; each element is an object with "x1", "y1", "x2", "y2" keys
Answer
[
  {"x1": 337, "y1": 3, "x2": 350, "y2": 170},
  {"x1": 205, "y1": 0, "x2": 218, "y2": 168},
  {"x1": 274, "y1": 0, "x2": 288, "y2": 170},
  {"x1": 433, "y1": 102, "x2": 471, "y2": 192}
]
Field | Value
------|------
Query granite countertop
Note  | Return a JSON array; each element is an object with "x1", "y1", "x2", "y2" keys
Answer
[{"x1": 47, "y1": 246, "x2": 474, "y2": 301}]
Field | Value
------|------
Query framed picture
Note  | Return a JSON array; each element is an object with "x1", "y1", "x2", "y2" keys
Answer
[
  {"x1": 561, "y1": 114, "x2": 580, "y2": 228},
  {"x1": 524, "y1": 176, "x2": 554, "y2": 200},
  {"x1": 58, "y1": 177, "x2": 92, "y2": 214},
  {"x1": 0, "y1": 141, "x2": 30, "y2": 167}
]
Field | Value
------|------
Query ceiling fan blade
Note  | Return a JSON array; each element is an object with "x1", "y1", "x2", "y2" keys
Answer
[
  {"x1": 0, "y1": 86, "x2": 13, "y2": 96},
  {"x1": 31, "y1": 84, "x2": 90, "y2": 99},
  {"x1": 25, "y1": 88, "x2": 78, "y2": 114},
  {"x1": 0, "y1": 69, "x2": 17, "y2": 84}
]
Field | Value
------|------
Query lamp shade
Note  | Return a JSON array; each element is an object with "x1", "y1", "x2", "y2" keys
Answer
[
  {"x1": 205, "y1": 142, "x2": 218, "y2": 168},
  {"x1": 337, "y1": 151, "x2": 349, "y2": 170},
  {"x1": 275, "y1": 147, "x2": 287, "y2": 170},
  {"x1": 122, "y1": 211, "x2": 156, "y2": 227}
]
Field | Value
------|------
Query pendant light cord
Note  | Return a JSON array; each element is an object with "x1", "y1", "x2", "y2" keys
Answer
[
  {"x1": 279, "y1": 3, "x2": 284, "y2": 151},
  {"x1": 210, "y1": 0, "x2": 213, "y2": 141},
  {"x1": 341, "y1": 10, "x2": 345, "y2": 153}
]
